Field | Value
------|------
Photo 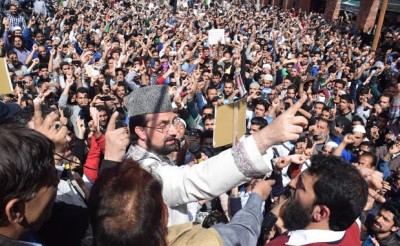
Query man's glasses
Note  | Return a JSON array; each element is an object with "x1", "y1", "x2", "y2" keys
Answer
[{"x1": 144, "y1": 117, "x2": 180, "y2": 133}]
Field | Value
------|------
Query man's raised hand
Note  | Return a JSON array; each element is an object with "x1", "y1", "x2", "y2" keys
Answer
[
  {"x1": 254, "y1": 94, "x2": 308, "y2": 153},
  {"x1": 104, "y1": 112, "x2": 130, "y2": 162}
]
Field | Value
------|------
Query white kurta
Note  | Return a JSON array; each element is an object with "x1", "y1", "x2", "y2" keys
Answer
[{"x1": 125, "y1": 136, "x2": 272, "y2": 226}]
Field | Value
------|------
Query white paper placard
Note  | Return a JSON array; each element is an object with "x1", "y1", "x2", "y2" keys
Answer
[{"x1": 208, "y1": 29, "x2": 225, "y2": 45}]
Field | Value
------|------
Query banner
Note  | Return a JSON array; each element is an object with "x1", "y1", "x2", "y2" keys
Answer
[
  {"x1": 0, "y1": 58, "x2": 13, "y2": 94},
  {"x1": 213, "y1": 98, "x2": 247, "y2": 148}
]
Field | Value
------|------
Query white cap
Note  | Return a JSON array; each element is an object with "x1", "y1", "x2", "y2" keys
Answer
[
  {"x1": 176, "y1": 117, "x2": 186, "y2": 128},
  {"x1": 325, "y1": 141, "x2": 339, "y2": 149},
  {"x1": 262, "y1": 64, "x2": 271, "y2": 71},
  {"x1": 352, "y1": 125, "x2": 366, "y2": 134},
  {"x1": 64, "y1": 58, "x2": 73, "y2": 63},
  {"x1": 264, "y1": 74, "x2": 273, "y2": 81},
  {"x1": 12, "y1": 26, "x2": 22, "y2": 32}
]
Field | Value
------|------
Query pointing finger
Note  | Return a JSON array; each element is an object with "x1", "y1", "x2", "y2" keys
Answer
[
  {"x1": 287, "y1": 93, "x2": 307, "y2": 115},
  {"x1": 266, "y1": 179, "x2": 276, "y2": 186},
  {"x1": 107, "y1": 111, "x2": 119, "y2": 131},
  {"x1": 33, "y1": 102, "x2": 43, "y2": 128}
]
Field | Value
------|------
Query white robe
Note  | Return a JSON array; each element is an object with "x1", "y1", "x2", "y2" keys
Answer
[{"x1": 125, "y1": 136, "x2": 272, "y2": 226}]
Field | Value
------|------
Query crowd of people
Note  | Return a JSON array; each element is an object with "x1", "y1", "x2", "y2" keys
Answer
[{"x1": 0, "y1": 0, "x2": 400, "y2": 245}]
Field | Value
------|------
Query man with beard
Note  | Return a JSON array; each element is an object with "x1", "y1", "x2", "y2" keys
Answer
[
  {"x1": 308, "y1": 118, "x2": 330, "y2": 154},
  {"x1": 6, "y1": 50, "x2": 27, "y2": 76},
  {"x1": 8, "y1": 35, "x2": 30, "y2": 64},
  {"x1": 97, "y1": 105, "x2": 109, "y2": 134},
  {"x1": 115, "y1": 85, "x2": 309, "y2": 226},
  {"x1": 6, "y1": 4, "x2": 26, "y2": 31},
  {"x1": 267, "y1": 155, "x2": 368, "y2": 245},
  {"x1": 221, "y1": 80, "x2": 237, "y2": 105},
  {"x1": 363, "y1": 202, "x2": 400, "y2": 246}
]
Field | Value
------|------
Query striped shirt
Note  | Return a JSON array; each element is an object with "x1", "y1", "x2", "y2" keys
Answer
[{"x1": 7, "y1": 13, "x2": 26, "y2": 30}]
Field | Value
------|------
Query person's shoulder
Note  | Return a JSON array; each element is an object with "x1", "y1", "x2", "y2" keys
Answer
[
  {"x1": 378, "y1": 231, "x2": 400, "y2": 246},
  {"x1": 0, "y1": 233, "x2": 36, "y2": 246},
  {"x1": 168, "y1": 223, "x2": 223, "y2": 246}
]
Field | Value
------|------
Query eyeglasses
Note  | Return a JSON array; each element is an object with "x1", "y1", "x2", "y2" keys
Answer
[{"x1": 144, "y1": 117, "x2": 180, "y2": 133}]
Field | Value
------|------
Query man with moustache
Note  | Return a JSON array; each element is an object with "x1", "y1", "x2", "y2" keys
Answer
[
  {"x1": 116, "y1": 85, "x2": 308, "y2": 226},
  {"x1": 267, "y1": 155, "x2": 368, "y2": 245},
  {"x1": 363, "y1": 202, "x2": 400, "y2": 246},
  {"x1": 308, "y1": 118, "x2": 330, "y2": 154}
]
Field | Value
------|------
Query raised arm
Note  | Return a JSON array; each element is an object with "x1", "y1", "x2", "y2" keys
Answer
[
  {"x1": 214, "y1": 180, "x2": 275, "y2": 246},
  {"x1": 332, "y1": 134, "x2": 353, "y2": 157}
]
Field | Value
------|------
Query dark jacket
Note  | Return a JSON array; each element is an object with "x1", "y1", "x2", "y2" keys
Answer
[
  {"x1": 0, "y1": 234, "x2": 36, "y2": 246},
  {"x1": 376, "y1": 232, "x2": 400, "y2": 246}
]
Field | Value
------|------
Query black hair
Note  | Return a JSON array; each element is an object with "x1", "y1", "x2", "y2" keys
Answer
[
  {"x1": 129, "y1": 114, "x2": 148, "y2": 139},
  {"x1": 9, "y1": 105, "x2": 54, "y2": 127},
  {"x1": 334, "y1": 79, "x2": 346, "y2": 88},
  {"x1": 255, "y1": 100, "x2": 269, "y2": 111},
  {"x1": 212, "y1": 71, "x2": 221, "y2": 77},
  {"x1": 359, "y1": 151, "x2": 378, "y2": 167},
  {"x1": 33, "y1": 29, "x2": 44, "y2": 37},
  {"x1": 359, "y1": 141, "x2": 376, "y2": 154},
  {"x1": 352, "y1": 115, "x2": 365, "y2": 126},
  {"x1": 202, "y1": 210, "x2": 228, "y2": 228},
  {"x1": 316, "y1": 117, "x2": 330, "y2": 126},
  {"x1": 380, "y1": 202, "x2": 400, "y2": 227},
  {"x1": 202, "y1": 103, "x2": 215, "y2": 115},
  {"x1": 59, "y1": 61, "x2": 69, "y2": 69},
  {"x1": 7, "y1": 50, "x2": 17, "y2": 57},
  {"x1": 76, "y1": 87, "x2": 89, "y2": 95},
  {"x1": 322, "y1": 106, "x2": 330, "y2": 112},
  {"x1": 115, "y1": 67, "x2": 124, "y2": 75},
  {"x1": 380, "y1": 92, "x2": 394, "y2": 103},
  {"x1": 287, "y1": 84, "x2": 298, "y2": 93},
  {"x1": 202, "y1": 113, "x2": 215, "y2": 125},
  {"x1": 340, "y1": 94, "x2": 352, "y2": 103},
  {"x1": 0, "y1": 127, "x2": 57, "y2": 226},
  {"x1": 96, "y1": 105, "x2": 110, "y2": 125},
  {"x1": 250, "y1": 117, "x2": 268, "y2": 129},
  {"x1": 308, "y1": 155, "x2": 368, "y2": 231},
  {"x1": 38, "y1": 63, "x2": 49, "y2": 70},
  {"x1": 206, "y1": 86, "x2": 217, "y2": 95},
  {"x1": 377, "y1": 112, "x2": 389, "y2": 122}
]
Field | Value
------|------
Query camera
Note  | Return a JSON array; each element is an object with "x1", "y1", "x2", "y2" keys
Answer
[
  {"x1": 15, "y1": 81, "x2": 25, "y2": 88},
  {"x1": 100, "y1": 96, "x2": 112, "y2": 101}
]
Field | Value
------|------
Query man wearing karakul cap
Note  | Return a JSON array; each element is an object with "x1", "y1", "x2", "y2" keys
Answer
[{"x1": 119, "y1": 85, "x2": 308, "y2": 226}]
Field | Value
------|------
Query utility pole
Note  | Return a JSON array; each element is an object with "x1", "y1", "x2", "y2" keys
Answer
[{"x1": 372, "y1": 0, "x2": 388, "y2": 50}]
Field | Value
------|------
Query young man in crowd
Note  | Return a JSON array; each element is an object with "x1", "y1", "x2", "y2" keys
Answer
[
  {"x1": 363, "y1": 202, "x2": 400, "y2": 245},
  {"x1": 267, "y1": 155, "x2": 368, "y2": 245}
]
